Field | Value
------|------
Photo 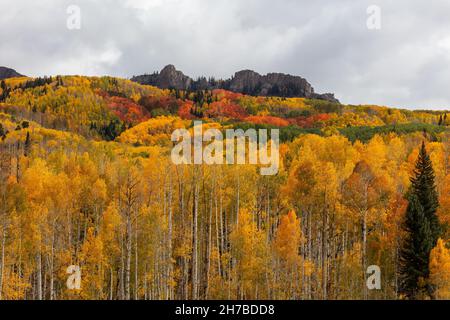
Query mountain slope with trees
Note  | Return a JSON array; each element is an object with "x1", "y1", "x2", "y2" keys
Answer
[{"x1": 0, "y1": 71, "x2": 449, "y2": 300}]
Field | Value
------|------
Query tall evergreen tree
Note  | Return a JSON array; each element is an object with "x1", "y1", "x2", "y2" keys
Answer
[{"x1": 399, "y1": 142, "x2": 441, "y2": 299}]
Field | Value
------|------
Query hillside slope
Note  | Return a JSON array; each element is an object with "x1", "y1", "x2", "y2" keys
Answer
[
  {"x1": 1, "y1": 74, "x2": 448, "y2": 144},
  {"x1": 0, "y1": 72, "x2": 449, "y2": 300}
]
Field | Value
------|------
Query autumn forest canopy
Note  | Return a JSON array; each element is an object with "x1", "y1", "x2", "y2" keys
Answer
[{"x1": 0, "y1": 74, "x2": 449, "y2": 300}]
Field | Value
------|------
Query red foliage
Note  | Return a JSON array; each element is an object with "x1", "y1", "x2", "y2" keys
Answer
[
  {"x1": 178, "y1": 101, "x2": 196, "y2": 120},
  {"x1": 106, "y1": 96, "x2": 151, "y2": 125},
  {"x1": 288, "y1": 113, "x2": 332, "y2": 128},
  {"x1": 205, "y1": 101, "x2": 248, "y2": 120},
  {"x1": 212, "y1": 89, "x2": 243, "y2": 102},
  {"x1": 139, "y1": 95, "x2": 181, "y2": 114},
  {"x1": 245, "y1": 116, "x2": 290, "y2": 127},
  {"x1": 96, "y1": 90, "x2": 150, "y2": 124}
]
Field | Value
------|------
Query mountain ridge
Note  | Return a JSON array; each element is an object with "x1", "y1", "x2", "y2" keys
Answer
[
  {"x1": 0, "y1": 66, "x2": 25, "y2": 80},
  {"x1": 131, "y1": 65, "x2": 339, "y2": 103}
]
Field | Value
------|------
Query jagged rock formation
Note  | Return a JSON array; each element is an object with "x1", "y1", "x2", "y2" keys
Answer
[
  {"x1": 229, "y1": 70, "x2": 313, "y2": 97},
  {"x1": 0, "y1": 66, "x2": 24, "y2": 80},
  {"x1": 131, "y1": 65, "x2": 191, "y2": 90},
  {"x1": 131, "y1": 65, "x2": 339, "y2": 103}
]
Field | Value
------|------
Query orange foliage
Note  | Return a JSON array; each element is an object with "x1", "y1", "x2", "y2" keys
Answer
[
  {"x1": 205, "y1": 101, "x2": 248, "y2": 120},
  {"x1": 96, "y1": 90, "x2": 151, "y2": 124},
  {"x1": 212, "y1": 89, "x2": 243, "y2": 101},
  {"x1": 245, "y1": 115, "x2": 290, "y2": 127},
  {"x1": 106, "y1": 96, "x2": 151, "y2": 124},
  {"x1": 273, "y1": 211, "x2": 301, "y2": 265},
  {"x1": 288, "y1": 113, "x2": 332, "y2": 128},
  {"x1": 178, "y1": 101, "x2": 196, "y2": 120}
]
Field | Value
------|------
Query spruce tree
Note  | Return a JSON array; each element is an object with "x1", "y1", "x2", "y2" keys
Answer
[{"x1": 399, "y1": 142, "x2": 441, "y2": 299}]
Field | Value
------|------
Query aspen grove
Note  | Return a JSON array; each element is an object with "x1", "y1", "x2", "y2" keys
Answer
[{"x1": 0, "y1": 76, "x2": 449, "y2": 300}]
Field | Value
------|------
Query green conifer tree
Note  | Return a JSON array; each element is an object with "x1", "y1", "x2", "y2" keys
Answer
[{"x1": 399, "y1": 142, "x2": 441, "y2": 299}]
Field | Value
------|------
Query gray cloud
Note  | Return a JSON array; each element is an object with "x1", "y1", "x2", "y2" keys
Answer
[{"x1": 1, "y1": 0, "x2": 450, "y2": 109}]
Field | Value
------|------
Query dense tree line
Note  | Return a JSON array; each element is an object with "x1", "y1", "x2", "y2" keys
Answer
[
  {"x1": 0, "y1": 75, "x2": 449, "y2": 300},
  {"x1": 0, "y1": 121, "x2": 449, "y2": 300}
]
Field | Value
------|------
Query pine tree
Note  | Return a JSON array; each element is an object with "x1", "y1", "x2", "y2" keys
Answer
[
  {"x1": 411, "y1": 143, "x2": 441, "y2": 240},
  {"x1": 0, "y1": 80, "x2": 7, "y2": 101},
  {"x1": 399, "y1": 142, "x2": 441, "y2": 299}
]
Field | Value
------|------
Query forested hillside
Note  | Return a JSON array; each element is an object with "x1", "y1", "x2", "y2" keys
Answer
[{"x1": 0, "y1": 75, "x2": 449, "y2": 300}]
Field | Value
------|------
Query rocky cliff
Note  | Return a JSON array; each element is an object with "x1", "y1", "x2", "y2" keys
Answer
[
  {"x1": 131, "y1": 65, "x2": 339, "y2": 103},
  {"x1": 131, "y1": 65, "x2": 191, "y2": 90}
]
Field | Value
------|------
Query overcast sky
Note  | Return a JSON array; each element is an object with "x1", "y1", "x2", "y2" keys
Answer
[{"x1": 1, "y1": 0, "x2": 450, "y2": 110}]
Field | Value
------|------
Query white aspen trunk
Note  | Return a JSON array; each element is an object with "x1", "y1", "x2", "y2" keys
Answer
[
  {"x1": 49, "y1": 221, "x2": 55, "y2": 300},
  {"x1": 362, "y1": 210, "x2": 367, "y2": 300},
  {"x1": 205, "y1": 187, "x2": 213, "y2": 299},
  {"x1": 236, "y1": 174, "x2": 240, "y2": 225},
  {"x1": 110, "y1": 267, "x2": 113, "y2": 300},
  {"x1": 167, "y1": 173, "x2": 173, "y2": 300},
  {"x1": 192, "y1": 176, "x2": 199, "y2": 299},
  {"x1": 214, "y1": 187, "x2": 221, "y2": 277},
  {"x1": 36, "y1": 251, "x2": 42, "y2": 300},
  {"x1": 0, "y1": 226, "x2": 6, "y2": 300},
  {"x1": 125, "y1": 213, "x2": 131, "y2": 300},
  {"x1": 322, "y1": 207, "x2": 328, "y2": 300},
  {"x1": 307, "y1": 211, "x2": 312, "y2": 299},
  {"x1": 219, "y1": 194, "x2": 224, "y2": 270},
  {"x1": 120, "y1": 232, "x2": 125, "y2": 299},
  {"x1": 134, "y1": 209, "x2": 138, "y2": 300}
]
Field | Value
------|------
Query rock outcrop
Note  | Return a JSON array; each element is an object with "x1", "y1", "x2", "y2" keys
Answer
[
  {"x1": 131, "y1": 65, "x2": 191, "y2": 90},
  {"x1": 131, "y1": 65, "x2": 339, "y2": 103},
  {"x1": 0, "y1": 66, "x2": 25, "y2": 80},
  {"x1": 228, "y1": 70, "x2": 313, "y2": 97}
]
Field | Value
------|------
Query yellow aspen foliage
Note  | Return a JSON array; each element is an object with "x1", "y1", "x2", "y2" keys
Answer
[
  {"x1": 1, "y1": 73, "x2": 449, "y2": 301},
  {"x1": 230, "y1": 209, "x2": 269, "y2": 299},
  {"x1": 438, "y1": 174, "x2": 450, "y2": 237},
  {"x1": 273, "y1": 210, "x2": 303, "y2": 299},
  {"x1": 429, "y1": 239, "x2": 450, "y2": 299},
  {"x1": 0, "y1": 272, "x2": 30, "y2": 300},
  {"x1": 79, "y1": 228, "x2": 106, "y2": 299},
  {"x1": 274, "y1": 211, "x2": 301, "y2": 265}
]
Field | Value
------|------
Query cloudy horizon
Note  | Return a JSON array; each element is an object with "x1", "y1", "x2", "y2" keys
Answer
[{"x1": 1, "y1": 0, "x2": 450, "y2": 109}]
